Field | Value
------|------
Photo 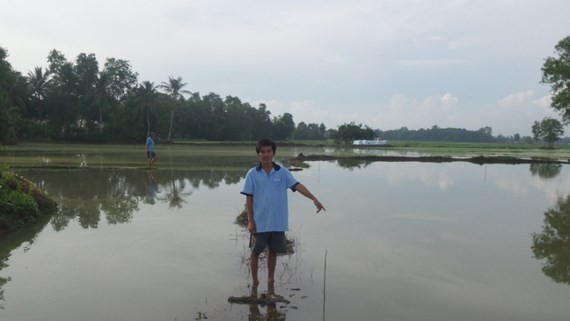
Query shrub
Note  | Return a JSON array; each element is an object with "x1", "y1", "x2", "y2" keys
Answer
[{"x1": 0, "y1": 165, "x2": 57, "y2": 231}]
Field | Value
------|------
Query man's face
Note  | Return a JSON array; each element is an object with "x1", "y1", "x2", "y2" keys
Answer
[{"x1": 258, "y1": 145, "x2": 274, "y2": 164}]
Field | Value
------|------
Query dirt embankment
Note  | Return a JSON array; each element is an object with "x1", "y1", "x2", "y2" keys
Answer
[{"x1": 292, "y1": 153, "x2": 569, "y2": 165}]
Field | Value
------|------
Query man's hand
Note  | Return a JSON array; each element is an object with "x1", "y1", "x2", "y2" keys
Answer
[
  {"x1": 313, "y1": 199, "x2": 325, "y2": 213},
  {"x1": 296, "y1": 183, "x2": 325, "y2": 213},
  {"x1": 247, "y1": 220, "x2": 256, "y2": 235}
]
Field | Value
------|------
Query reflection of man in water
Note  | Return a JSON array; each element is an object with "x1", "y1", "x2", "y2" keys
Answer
[
  {"x1": 248, "y1": 283, "x2": 286, "y2": 321},
  {"x1": 146, "y1": 171, "x2": 157, "y2": 205},
  {"x1": 249, "y1": 301, "x2": 285, "y2": 321}
]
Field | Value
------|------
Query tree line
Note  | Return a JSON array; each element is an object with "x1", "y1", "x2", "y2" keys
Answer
[
  {"x1": 0, "y1": 47, "x2": 328, "y2": 144},
  {"x1": 377, "y1": 125, "x2": 497, "y2": 142}
]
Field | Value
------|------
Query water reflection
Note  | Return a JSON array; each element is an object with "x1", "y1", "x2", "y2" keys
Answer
[
  {"x1": 228, "y1": 285, "x2": 289, "y2": 321},
  {"x1": 532, "y1": 194, "x2": 570, "y2": 285},
  {"x1": 3, "y1": 157, "x2": 570, "y2": 320},
  {"x1": 248, "y1": 301, "x2": 286, "y2": 321},
  {"x1": 144, "y1": 171, "x2": 158, "y2": 205},
  {"x1": 0, "y1": 218, "x2": 51, "y2": 309},
  {"x1": 1, "y1": 167, "x2": 248, "y2": 311},
  {"x1": 17, "y1": 168, "x2": 246, "y2": 231},
  {"x1": 529, "y1": 163, "x2": 562, "y2": 179},
  {"x1": 159, "y1": 171, "x2": 190, "y2": 209},
  {"x1": 335, "y1": 158, "x2": 372, "y2": 171}
]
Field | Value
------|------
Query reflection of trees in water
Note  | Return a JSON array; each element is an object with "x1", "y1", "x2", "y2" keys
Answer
[
  {"x1": 529, "y1": 163, "x2": 562, "y2": 179},
  {"x1": 19, "y1": 168, "x2": 246, "y2": 231},
  {"x1": 532, "y1": 195, "x2": 570, "y2": 285},
  {"x1": 336, "y1": 158, "x2": 372, "y2": 171},
  {"x1": 0, "y1": 216, "x2": 51, "y2": 309},
  {"x1": 39, "y1": 170, "x2": 142, "y2": 230},
  {"x1": 159, "y1": 175, "x2": 191, "y2": 210},
  {"x1": 1, "y1": 168, "x2": 246, "y2": 310},
  {"x1": 0, "y1": 278, "x2": 4, "y2": 309},
  {"x1": 188, "y1": 169, "x2": 244, "y2": 189}
]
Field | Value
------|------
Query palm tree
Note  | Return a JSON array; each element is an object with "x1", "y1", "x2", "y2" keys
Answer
[
  {"x1": 26, "y1": 66, "x2": 51, "y2": 122},
  {"x1": 133, "y1": 81, "x2": 160, "y2": 136},
  {"x1": 161, "y1": 178, "x2": 191, "y2": 209},
  {"x1": 89, "y1": 72, "x2": 115, "y2": 133},
  {"x1": 27, "y1": 66, "x2": 51, "y2": 100},
  {"x1": 159, "y1": 76, "x2": 190, "y2": 142}
]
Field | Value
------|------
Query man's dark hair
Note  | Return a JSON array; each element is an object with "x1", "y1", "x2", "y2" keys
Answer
[{"x1": 256, "y1": 138, "x2": 277, "y2": 155}]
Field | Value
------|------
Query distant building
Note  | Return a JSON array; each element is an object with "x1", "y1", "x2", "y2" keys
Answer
[{"x1": 352, "y1": 138, "x2": 388, "y2": 145}]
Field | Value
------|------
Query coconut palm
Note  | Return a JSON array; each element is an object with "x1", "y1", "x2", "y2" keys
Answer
[
  {"x1": 159, "y1": 76, "x2": 190, "y2": 142},
  {"x1": 89, "y1": 72, "x2": 115, "y2": 133},
  {"x1": 26, "y1": 66, "x2": 51, "y2": 122},
  {"x1": 27, "y1": 66, "x2": 51, "y2": 100},
  {"x1": 133, "y1": 81, "x2": 160, "y2": 136}
]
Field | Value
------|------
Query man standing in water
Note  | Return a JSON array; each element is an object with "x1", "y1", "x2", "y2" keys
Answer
[
  {"x1": 146, "y1": 132, "x2": 156, "y2": 168},
  {"x1": 240, "y1": 138, "x2": 325, "y2": 293}
]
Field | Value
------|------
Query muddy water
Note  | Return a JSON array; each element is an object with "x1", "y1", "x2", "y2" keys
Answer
[{"x1": 1, "y1": 146, "x2": 569, "y2": 321}]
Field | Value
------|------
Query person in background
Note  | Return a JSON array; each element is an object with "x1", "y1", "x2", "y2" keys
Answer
[
  {"x1": 240, "y1": 138, "x2": 325, "y2": 294},
  {"x1": 146, "y1": 132, "x2": 156, "y2": 168}
]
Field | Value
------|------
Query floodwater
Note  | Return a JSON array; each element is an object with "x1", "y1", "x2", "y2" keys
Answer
[{"x1": 1, "y1": 146, "x2": 570, "y2": 321}]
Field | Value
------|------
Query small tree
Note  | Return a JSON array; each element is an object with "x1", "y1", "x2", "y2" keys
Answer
[
  {"x1": 333, "y1": 122, "x2": 375, "y2": 144},
  {"x1": 532, "y1": 117, "x2": 564, "y2": 148}
]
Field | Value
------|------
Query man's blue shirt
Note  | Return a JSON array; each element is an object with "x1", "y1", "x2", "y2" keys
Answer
[
  {"x1": 146, "y1": 137, "x2": 155, "y2": 152},
  {"x1": 241, "y1": 163, "x2": 299, "y2": 232}
]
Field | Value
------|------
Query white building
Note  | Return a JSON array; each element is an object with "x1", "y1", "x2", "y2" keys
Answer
[{"x1": 352, "y1": 138, "x2": 388, "y2": 145}]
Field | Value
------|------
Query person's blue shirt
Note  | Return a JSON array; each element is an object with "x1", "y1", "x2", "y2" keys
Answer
[
  {"x1": 146, "y1": 136, "x2": 155, "y2": 152},
  {"x1": 240, "y1": 162, "x2": 299, "y2": 232}
]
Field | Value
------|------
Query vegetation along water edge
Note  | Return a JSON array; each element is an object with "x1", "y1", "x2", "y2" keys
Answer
[{"x1": 0, "y1": 165, "x2": 57, "y2": 235}]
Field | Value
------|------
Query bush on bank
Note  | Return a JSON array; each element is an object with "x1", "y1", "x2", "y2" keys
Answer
[{"x1": 0, "y1": 165, "x2": 57, "y2": 233}]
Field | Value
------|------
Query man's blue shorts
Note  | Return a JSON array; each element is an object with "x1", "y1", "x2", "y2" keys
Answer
[
  {"x1": 147, "y1": 151, "x2": 156, "y2": 159},
  {"x1": 251, "y1": 232, "x2": 287, "y2": 255}
]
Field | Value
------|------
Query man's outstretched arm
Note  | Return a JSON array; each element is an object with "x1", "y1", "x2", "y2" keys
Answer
[{"x1": 295, "y1": 183, "x2": 325, "y2": 213}]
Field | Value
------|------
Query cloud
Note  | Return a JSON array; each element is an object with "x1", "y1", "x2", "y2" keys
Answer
[
  {"x1": 2, "y1": 0, "x2": 569, "y2": 138},
  {"x1": 257, "y1": 92, "x2": 462, "y2": 130},
  {"x1": 379, "y1": 93, "x2": 460, "y2": 129},
  {"x1": 498, "y1": 91, "x2": 534, "y2": 108},
  {"x1": 385, "y1": 163, "x2": 456, "y2": 191},
  {"x1": 441, "y1": 93, "x2": 459, "y2": 110},
  {"x1": 493, "y1": 169, "x2": 570, "y2": 203},
  {"x1": 394, "y1": 58, "x2": 465, "y2": 68},
  {"x1": 251, "y1": 88, "x2": 565, "y2": 137},
  {"x1": 533, "y1": 95, "x2": 552, "y2": 109}
]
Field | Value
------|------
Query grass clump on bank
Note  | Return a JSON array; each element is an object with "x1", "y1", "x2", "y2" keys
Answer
[{"x1": 0, "y1": 165, "x2": 57, "y2": 233}]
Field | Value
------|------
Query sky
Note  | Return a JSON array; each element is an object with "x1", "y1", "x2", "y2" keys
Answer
[{"x1": 1, "y1": 0, "x2": 569, "y2": 136}]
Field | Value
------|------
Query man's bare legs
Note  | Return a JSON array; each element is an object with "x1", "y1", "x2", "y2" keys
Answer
[
  {"x1": 267, "y1": 250, "x2": 277, "y2": 294},
  {"x1": 147, "y1": 156, "x2": 156, "y2": 168},
  {"x1": 250, "y1": 251, "x2": 260, "y2": 290},
  {"x1": 250, "y1": 249, "x2": 277, "y2": 294}
]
